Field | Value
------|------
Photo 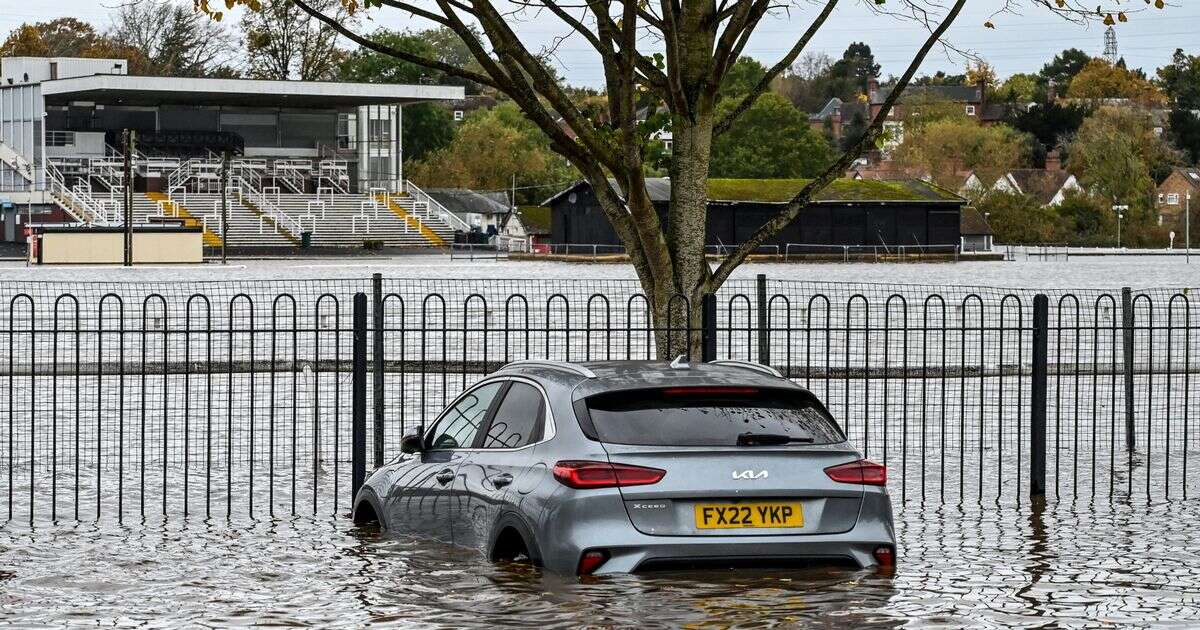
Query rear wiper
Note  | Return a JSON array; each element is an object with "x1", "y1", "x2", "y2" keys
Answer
[{"x1": 736, "y1": 432, "x2": 815, "y2": 446}]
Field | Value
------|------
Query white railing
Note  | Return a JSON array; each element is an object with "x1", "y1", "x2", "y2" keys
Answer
[
  {"x1": 87, "y1": 156, "x2": 124, "y2": 193},
  {"x1": 318, "y1": 160, "x2": 350, "y2": 194},
  {"x1": 273, "y1": 160, "x2": 310, "y2": 194},
  {"x1": 403, "y1": 180, "x2": 472, "y2": 232},
  {"x1": 44, "y1": 160, "x2": 106, "y2": 224},
  {"x1": 306, "y1": 200, "x2": 327, "y2": 220},
  {"x1": 0, "y1": 139, "x2": 37, "y2": 183},
  {"x1": 229, "y1": 174, "x2": 305, "y2": 240}
]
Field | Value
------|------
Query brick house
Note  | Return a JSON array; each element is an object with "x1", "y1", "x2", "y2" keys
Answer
[{"x1": 1156, "y1": 167, "x2": 1200, "y2": 224}]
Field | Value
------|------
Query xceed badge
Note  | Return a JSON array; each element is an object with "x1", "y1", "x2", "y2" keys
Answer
[{"x1": 732, "y1": 470, "x2": 769, "y2": 480}]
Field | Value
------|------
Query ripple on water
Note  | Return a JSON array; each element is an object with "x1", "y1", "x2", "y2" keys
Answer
[{"x1": 3, "y1": 500, "x2": 1200, "y2": 628}]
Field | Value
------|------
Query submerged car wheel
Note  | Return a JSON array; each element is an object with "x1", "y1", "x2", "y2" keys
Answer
[{"x1": 489, "y1": 516, "x2": 542, "y2": 566}]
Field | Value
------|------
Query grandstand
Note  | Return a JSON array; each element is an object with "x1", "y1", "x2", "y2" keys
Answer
[{"x1": 0, "y1": 56, "x2": 467, "y2": 250}]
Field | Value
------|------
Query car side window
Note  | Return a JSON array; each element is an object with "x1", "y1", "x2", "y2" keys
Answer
[
  {"x1": 480, "y1": 382, "x2": 545, "y2": 449},
  {"x1": 426, "y1": 382, "x2": 503, "y2": 450}
]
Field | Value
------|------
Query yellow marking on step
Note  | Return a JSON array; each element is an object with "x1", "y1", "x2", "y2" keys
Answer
[{"x1": 145, "y1": 192, "x2": 223, "y2": 247}]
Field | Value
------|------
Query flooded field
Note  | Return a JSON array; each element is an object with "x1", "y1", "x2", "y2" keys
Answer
[
  {"x1": 4, "y1": 498, "x2": 1200, "y2": 628},
  {"x1": 1, "y1": 251, "x2": 1199, "y2": 290},
  {"x1": 3, "y1": 256, "x2": 1199, "y2": 626}
]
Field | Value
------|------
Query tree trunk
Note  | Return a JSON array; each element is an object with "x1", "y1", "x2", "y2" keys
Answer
[{"x1": 648, "y1": 112, "x2": 716, "y2": 361}]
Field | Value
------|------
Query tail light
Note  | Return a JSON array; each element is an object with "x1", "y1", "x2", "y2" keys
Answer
[
  {"x1": 577, "y1": 549, "x2": 609, "y2": 575},
  {"x1": 553, "y1": 460, "x2": 666, "y2": 489},
  {"x1": 824, "y1": 459, "x2": 887, "y2": 486},
  {"x1": 873, "y1": 545, "x2": 895, "y2": 568}
]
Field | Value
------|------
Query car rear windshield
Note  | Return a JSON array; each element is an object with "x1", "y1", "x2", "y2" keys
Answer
[{"x1": 582, "y1": 387, "x2": 844, "y2": 447}]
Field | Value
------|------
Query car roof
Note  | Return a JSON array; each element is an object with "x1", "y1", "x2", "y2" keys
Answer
[{"x1": 490, "y1": 360, "x2": 806, "y2": 399}]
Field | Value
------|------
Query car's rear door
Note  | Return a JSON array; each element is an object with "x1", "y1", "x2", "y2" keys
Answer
[
  {"x1": 386, "y1": 381, "x2": 503, "y2": 543},
  {"x1": 454, "y1": 379, "x2": 548, "y2": 551},
  {"x1": 579, "y1": 386, "x2": 866, "y2": 537}
]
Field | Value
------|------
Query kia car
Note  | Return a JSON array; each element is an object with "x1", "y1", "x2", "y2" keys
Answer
[{"x1": 352, "y1": 358, "x2": 895, "y2": 575}]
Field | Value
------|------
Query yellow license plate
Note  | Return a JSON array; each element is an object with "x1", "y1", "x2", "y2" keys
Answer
[{"x1": 694, "y1": 502, "x2": 804, "y2": 529}]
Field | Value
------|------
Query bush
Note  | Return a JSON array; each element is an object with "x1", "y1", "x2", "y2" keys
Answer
[{"x1": 974, "y1": 191, "x2": 1067, "y2": 245}]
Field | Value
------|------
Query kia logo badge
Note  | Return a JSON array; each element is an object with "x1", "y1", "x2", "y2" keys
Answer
[{"x1": 732, "y1": 470, "x2": 768, "y2": 480}]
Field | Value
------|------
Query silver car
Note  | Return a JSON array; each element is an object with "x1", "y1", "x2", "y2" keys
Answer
[{"x1": 353, "y1": 359, "x2": 896, "y2": 575}]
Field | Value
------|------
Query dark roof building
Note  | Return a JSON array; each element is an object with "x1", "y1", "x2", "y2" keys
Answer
[
  {"x1": 546, "y1": 178, "x2": 966, "y2": 250},
  {"x1": 868, "y1": 78, "x2": 1006, "y2": 125}
]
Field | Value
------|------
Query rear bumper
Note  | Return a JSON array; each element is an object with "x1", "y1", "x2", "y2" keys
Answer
[{"x1": 542, "y1": 491, "x2": 895, "y2": 574}]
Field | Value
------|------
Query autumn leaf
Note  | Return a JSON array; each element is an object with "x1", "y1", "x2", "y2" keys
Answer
[{"x1": 984, "y1": 20, "x2": 995, "y2": 28}]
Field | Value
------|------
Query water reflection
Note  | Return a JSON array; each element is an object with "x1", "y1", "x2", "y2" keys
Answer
[{"x1": 4, "y1": 499, "x2": 1200, "y2": 628}]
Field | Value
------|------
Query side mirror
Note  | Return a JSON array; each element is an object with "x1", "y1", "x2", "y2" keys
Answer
[{"x1": 400, "y1": 433, "x2": 423, "y2": 454}]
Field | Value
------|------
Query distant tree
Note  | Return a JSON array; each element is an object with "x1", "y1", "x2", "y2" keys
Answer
[
  {"x1": 242, "y1": 0, "x2": 351, "y2": 80},
  {"x1": 1068, "y1": 107, "x2": 1181, "y2": 215},
  {"x1": 337, "y1": 27, "x2": 485, "y2": 94},
  {"x1": 405, "y1": 102, "x2": 575, "y2": 204},
  {"x1": 1039, "y1": 48, "x2": 1092, "y2": 91},
  {"x1": 965, "y1": 60, "x2": 997, "y2": 87},
  {"x1": 839, "y1": 109, "x2": 869, "y2": 152},
  {"x1": 1166, "y1": 108, "x2": 1200, "y2": 165},
  {"x1": 1055, "y1": 189, "x2": 1117, "y2": 246},
  {"x1": 719, "y1": 57, "x2": 768, "y2": 101},
  {"x1": 974, "y1": 190, "x2": 1067, "y2": 245},
  {"x1": 1008, "y1": 101, "x2": 1092, "y2": 154},
  {"x1": 829, "y1": 42, "x2": 880, "y2": 94},
  {"x1": 1066, "y1": 59, "x2": 1166, "y2": 105},
  {"x1": 775, "y1": 44, "x2": 878, "y2": 113},
  {"x1": 996, "y1": 73, "x2": 1042, "y2": 103},
  {"x1": 911, "y1": 71, "x2": 967, "y2": 86},
  {"x1": 402, "y1": 104, "x2": 456, "y2": 163},
  {"x1": 710, "y1": 93, "x2": 831, "y2": 178},
  {"x1": 0, "y1": 25, "x2": 50, "y2": 57},
  {"x1": 107, "y1": 1, "x2": 237, "y2": 77},
  {"x1": 776, "y1": 53, "x2": 835, "y2": 112},
  {"x1": 1156, "y1": 48, "x2": 1200, "y2": 110},
  {"x1": 893, "y1": 119, "x2": 1031, "y2": 189},
  {"x1": 0, "y1": 18, "x2": 99, "y2": 58}
]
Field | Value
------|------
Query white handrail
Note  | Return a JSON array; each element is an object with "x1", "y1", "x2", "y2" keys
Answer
[
  {"x1": 403, "y1": 180, "x2": 472, "y2": 232},
  {"x1": 230, "y1": 174, "x2": 304, "y2": 239}
]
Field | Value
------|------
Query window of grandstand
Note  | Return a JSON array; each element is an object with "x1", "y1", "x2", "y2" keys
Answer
[
  {"x1": 368, "y1": 119, "x2": 390, "y2": 143},
  {"x1": 337, "y1": 113, "x2": 355, "y2": 150}
]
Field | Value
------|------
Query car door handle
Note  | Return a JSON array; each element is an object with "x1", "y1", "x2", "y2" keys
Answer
[
  {"x1": 435, "y1": 469, "x2": 455, "y2": 485},
  {"x1": 491, "y1": 473, "x2": 514, "y2": 488}
]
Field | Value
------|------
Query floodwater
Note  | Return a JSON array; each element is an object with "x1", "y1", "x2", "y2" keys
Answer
[
  {"x1": 4, "y1": 498, "x2": 1200, "y2": 628},
  {"x1": 1, "y1": 252, "x2": 1199, "y2": 291},
  {"x1": 4, "y1": 254, "x2": 1200, "y2": 627}
]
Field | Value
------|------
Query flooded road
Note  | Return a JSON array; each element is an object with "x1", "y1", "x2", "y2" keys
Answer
[{"x1": 4, "y1": 499, "x2": 1200, "y2": 628}]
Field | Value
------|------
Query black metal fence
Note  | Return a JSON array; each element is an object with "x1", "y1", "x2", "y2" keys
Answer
[{"x1": 2, "y1": 275, "x2": 1197, "y2": 523}]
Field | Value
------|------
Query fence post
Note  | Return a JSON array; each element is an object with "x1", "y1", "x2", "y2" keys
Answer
[
  {"x1": 756, "y1": 274, "x2": 770, "y2": 366},
  {"x1": 1121, "y1": 286, "x2": 1136, "y2": 452},
  {"x1": 1030, "y1": 294, "x2": 1049, "y2": 498},
  {"x1": 372, "y1": 272, "x2": 384, "y2": 468},
  {"x1": 351, "y1": 292, "x2": 367, "y2": 508},
  {"x1": 701, "y1": 293, "x2": 717, "y2": 362}
]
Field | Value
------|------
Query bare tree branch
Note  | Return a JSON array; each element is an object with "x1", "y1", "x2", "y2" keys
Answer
[
  {"x1": 710, "y1": 0, "x2": 968, "y2": 288},
  {"x1": 291, "y1": 0, "x2": 500, "y2": 88},
  {"x1": 713, "y1": 0, "x2": 837, "y2": 136}
]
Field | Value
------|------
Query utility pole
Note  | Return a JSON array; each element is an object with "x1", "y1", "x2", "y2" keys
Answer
[
  {"x1": 1187, "y1": 191, "x2": 1192, "y2": 264},
  {"x1": 122, "y1": 129, "x2": 136, "y2": 266},
  {"x1": 220, "y1": 149, "x2": 231, "y2": 265}
]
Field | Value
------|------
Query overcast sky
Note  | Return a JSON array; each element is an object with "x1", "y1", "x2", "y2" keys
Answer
[{"x1": 3, "y1": 0, "x2": 1197, "y2": 87}]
